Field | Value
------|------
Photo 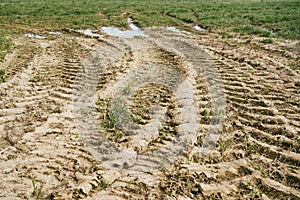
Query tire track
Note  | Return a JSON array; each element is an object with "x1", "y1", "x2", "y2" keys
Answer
[
  {"x1": 0, "y1": 27, "x2": 298, "y2": 199},
  {"x1": 0, "y1": 35, "x2": 108, "y2": 199},
  {"x1": 74, "y1": 28, "x2": 227, "y2": 198},
  {"x1": 157, "y1": 30, "x2": 300, "y2": 199}
]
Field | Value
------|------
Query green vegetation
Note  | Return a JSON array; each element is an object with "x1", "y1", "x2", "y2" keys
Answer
[
  {"x1": 0, "y1": 69, "x2": 6, "y2": 83},
  {"x1": 0, "y1": 31, "x2": 11, "y2": 62},
  {"x1": 219, "y1": 141, "x2": 229, "y2": 153},
  {"x1": 100, "y1": 179, "x2": 110, "y2": 189},
  {"x1": 0, "y1": 0, "x2": 299, "y2": 39},
  {"x1": 31, "y1": 177, "x2": 43, "y2": 199},
  {"x1": 260, "y1": 38, "x2": 273, "y2": 44},
  {"x1": 289, "y1": 62, "x2": 300, "y2": 70}
]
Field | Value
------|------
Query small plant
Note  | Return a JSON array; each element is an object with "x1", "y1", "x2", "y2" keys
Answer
[
  {"x1": 289, "y1": 62, "x2": 300, "y2": 70},
  {"x1": 105, "y1": 111, "x2": 117, "y2": 128},
  {"x1": 160, "y1": 126, "x2": 169, "y2": 140},
  {"x1": 115, "y1": 131, "x2": 124, "y2": 140},
  {"x1": 31, "y1": 177, "x2": 43, "y2": 199},
  {"x1": 248, "y1": 144, "x2": 258, "y2": 154},
  {"x1": 122, "y1": 82, "x2": 132, "y2": 95},
  {"x1": 0, "y1": 34, "x2": 11, "y2": 61},
  {"x1": 91, "y1": 54, "x2": 101, "y2": 64},
  {"x1": 133, "y1": 115, "x2": 142, "y2": 123},
  {"x1": 91, "y1": 162, "x2": 97, "y2": 171},
  {"x1": 251, "y1": 187, "x2": 261, "y2": 197},
  {"x1": 101, "y1": 179, "x2": 109, "y2": 189},
  {"x1": 201, "y1": 109, "x2": 210, "y2": 118},
  {"x1": 0, "y1": 69, "x2": 6, "y2": 83},
  {"x1": 105, "y1": 97, "x2": 132, "y2": 129},
  {"x1": 220, "y1": 141, "x2": 229, "y2": 153},
  {"x1": 260, "y1": 38, "x2": 273, "y2": 44}
]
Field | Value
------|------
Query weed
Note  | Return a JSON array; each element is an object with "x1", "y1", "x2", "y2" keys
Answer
[
  {"x1": 219, "y1": 141, "x2": 229, "y2": 153},
  {"x1": 251, "y1": 187, "x2": 261, "y2": 197},
  {"x1": 106, "y1": 97, "x2": 132, "y2": 129},
  {"x1": 91, "y1": 54, "x2": 101, "y2": 64},
  {"x1": 0, "y1": 32, "x2": 11, "y2": 61},
  {"x1": 185, "y1": 179, "x2": 190, "y2": 186},
  {"x1": 101, "y1": 179, "x2": 109, "y2": 189},
  {"x1": 133, "y1": 115, "x2": 142, "y2": 123},
  {"x1": 289, "y1": 62, "x2": 300, "y2": 70},
  {"x1": 260, "y1": 38, "x2": 273, "y2": 44},
  {"x1": 91, "y1": 162, "x2": 97, "y2": 171},
  {"x1": 122, "y1": 82, "x2": 132, "y2": 95},
  {"x1": 159, "y1": 126, "x2": 169, "y2": 140},
  {"x1": 115, "y1": 131, "x2": 124, "y2": 140},
  {"x1": 201, "y1": 109, "x2": 210, "y2": 118},
  {"x1": 105, "y1": 111, "x2": 117, "y2": 128},
  {"x1": 248, "y1": 144, "x2": 258, "y2": 154},
  {"x1": 31, "y1": 177, "x2": 43, "y2": 199},
  {"x1": 0, "y1": 69, "x2": 6, "y2": 83}
]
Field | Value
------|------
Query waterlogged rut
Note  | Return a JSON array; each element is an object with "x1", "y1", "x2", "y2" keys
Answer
[{"x1": 0, "y1": 28, "x2": 299, "y2": 199}]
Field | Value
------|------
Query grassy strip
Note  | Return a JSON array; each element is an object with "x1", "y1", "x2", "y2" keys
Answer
[
  {"x1": 0, "y1": 0, "x2": 299, "y2": 39},
  {"x1": 0, "y1": 30, "x2": 11, "y2": 62}
]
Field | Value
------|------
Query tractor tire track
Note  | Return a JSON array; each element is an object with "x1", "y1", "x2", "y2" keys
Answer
[
  {"x1": 0, "y1": 27, "x2": 298, "y2": 200},
  {"x1": 0, "y1": 35, "x2": 107, "y2": 199}
]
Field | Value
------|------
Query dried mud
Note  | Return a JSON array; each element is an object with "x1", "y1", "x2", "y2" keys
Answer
[{"x1": 0, "y1": 27, "x2": 299, "y2": 200}]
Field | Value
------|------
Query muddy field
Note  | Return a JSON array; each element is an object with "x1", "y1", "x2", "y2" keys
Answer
[{"x1": 0, "y1": 27, "x2": 299, "y2": 199}]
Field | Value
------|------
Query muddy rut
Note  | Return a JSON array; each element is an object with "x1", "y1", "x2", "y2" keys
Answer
[{"x1": 0, "y1": 28, "x2": 299, "y2": 199}]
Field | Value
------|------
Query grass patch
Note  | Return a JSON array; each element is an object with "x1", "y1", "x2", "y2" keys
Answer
[
  {"x1": 0, "y1": 31, "x2": 11, "y2": 62},
  {"x1": 233, "y1": 25, "x2": 271, "y2": 37},
  {"x1": 260, "y1": 38, "x2": 273, "y2": 44},
  {"x1": 105, "y1": 97, "x2": 131, "y2": 129},
  {"x1": 0, "y1": 0, "x2": 298, "y2": 39},
  {"x1": 289, "y1": 62, "x2": 300, "y2": 70}
]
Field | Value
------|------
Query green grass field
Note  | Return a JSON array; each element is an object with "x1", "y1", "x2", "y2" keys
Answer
[{"x1": 0, "y1": 0, "x2": 299, "y2": 61}]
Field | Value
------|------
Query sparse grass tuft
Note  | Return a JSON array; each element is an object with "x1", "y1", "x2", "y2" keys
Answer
[
  {"x1": 104, "y1": 97, "x2": 131, "y2": 129},
  {"x1": 289, "y1": 62, "x2": 300, "y2": 70},
  {"x1": 0, "y1": 69, "x2": 6, "y2": 83},
  {"x1": 31, "y1": 177, "x2": 43, "y2": 199},
  {"x1": 220, "y1": 141, "x2": 229, "y2": 153},
  {"x1": 0, "y1": 32, "x2": 11, "y2": 62},
  {"x1": 260, "y1": 38, "x2": 273, "y2": 44},
  {"x1": 101, "y1": 179, "x2": 110, "y2": 189}
]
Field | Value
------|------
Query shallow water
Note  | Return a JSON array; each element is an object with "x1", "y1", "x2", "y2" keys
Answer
[
  {"x1": 101, "y1": 26, "x2": 148, "y2": 38},
  {"x1": 48, "y1": 31, "x2": 62, "y2": 35},
  {"x1": 167, "y1": 26, "x2": 190, "y2": 34},
  {"x1": 78, "y1": 29, "x2": 102, "y2": 37},
  {"x1": 24, "y1": 33, "x2": 46, "y2": 39},
  {"x1": 167, "y1": 27, "x2": 181, "y2": 33},
  {"x1": 193, "y1": 25, "x2": 206, "y2": 31},
  {"x1": 101, "y1": 18, "x2": 148, "y2": 38}
]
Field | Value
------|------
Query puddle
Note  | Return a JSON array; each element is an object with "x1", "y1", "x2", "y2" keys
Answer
[
  {"x1": 167, "y1": 27, "x2": 181, "y2": 33},
  {"x1": 78, "y1": 29, "x2": 102, "y2": 37},
  {"x1": 48, "y1": 31, "x2": 62, "y2": 35},
  {"x1": 193, "y1": 25, "x2": 206, "y2": 31},
  {"x1": 24, "y1": 33, "x2": 46, "y2": 39},
  {"x1": 101, "y1": 18, "x2": 148, "y2": 38},
  {"x1": 167, "y1": 27, "x2": 190, "y2": 34}
]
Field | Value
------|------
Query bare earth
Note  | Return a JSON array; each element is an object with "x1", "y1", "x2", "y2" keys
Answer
[{"x1": 0, "y1": 27, "x2": 299, "y2": 199}]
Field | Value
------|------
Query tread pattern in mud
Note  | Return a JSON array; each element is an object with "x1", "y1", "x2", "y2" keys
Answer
[{"x1": 0, "y1": 28, "x2": 299, "y2": 199}]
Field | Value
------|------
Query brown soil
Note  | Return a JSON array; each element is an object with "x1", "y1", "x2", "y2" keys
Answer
[{"x1": 0, "y1": 27, "x2": 299, "y2": 200}]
